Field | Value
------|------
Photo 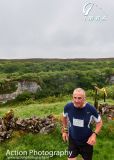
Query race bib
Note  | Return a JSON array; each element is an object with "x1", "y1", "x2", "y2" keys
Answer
[{"x1": 73, "y1": 118, "x2": 84, "y2": 127}]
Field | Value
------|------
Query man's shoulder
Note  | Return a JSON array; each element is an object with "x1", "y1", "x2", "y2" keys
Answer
[
  {"x1": 86, "y1": 103, "x2": 94, "y2": 108},
  {"x1": 86, "y1": 103, "x2": 97, "y2": 112},
  {"x1": 64, "y1": 102, "x2": 73, "y2": 108},
  {"x1": 66, "y1": 102, "x2": 73, "y2": 107}
]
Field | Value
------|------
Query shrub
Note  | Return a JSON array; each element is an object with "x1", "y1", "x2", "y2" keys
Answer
[{"x1": 15, "y1": 92, "x2": 34, "y2": 101}]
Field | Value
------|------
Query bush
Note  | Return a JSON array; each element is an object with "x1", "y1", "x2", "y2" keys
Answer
[
  {"x1": 106, "y1": 85, "x2": 114, "y2": 99},
  {"x1": 15, "y1": 92, "x2": 34, "y2": 101}
]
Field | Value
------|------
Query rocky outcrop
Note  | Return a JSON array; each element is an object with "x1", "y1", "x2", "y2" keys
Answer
[
  {"x1": 17, "y1": 80, "x2": 41, "y2": 93},
  {"x1": 108, "y1": 75, "x2": 114, "y2": 84},
  {"x1": 0, "y1": 81, "x2": 41, "y2": 103}
]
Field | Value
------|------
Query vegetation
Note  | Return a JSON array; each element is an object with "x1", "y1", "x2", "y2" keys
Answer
[{"x1": 0, "y1": 58, "x2": 114, "y2": 98}]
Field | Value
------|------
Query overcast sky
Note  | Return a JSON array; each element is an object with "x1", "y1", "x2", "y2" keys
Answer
[{"x1": 0, "y1": 0, "x2": 114, "y2": 59}]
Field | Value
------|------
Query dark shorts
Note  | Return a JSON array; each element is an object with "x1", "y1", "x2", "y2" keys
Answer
[{"x1": 68, "y1": 135, "x2": 93, "y2": 160}]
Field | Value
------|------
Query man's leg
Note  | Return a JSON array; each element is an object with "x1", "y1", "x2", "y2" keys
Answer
[
  {"x1": 68, "y1": 135, "x2": 79, "y2": 159},
  {"x1": 80, "y1": 144, "x2": 93, "y2": 160}
]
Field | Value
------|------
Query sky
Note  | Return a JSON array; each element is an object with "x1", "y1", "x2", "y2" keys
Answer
[{"x1": 0, "y1": 0, "x2": 114, "y2": 59}]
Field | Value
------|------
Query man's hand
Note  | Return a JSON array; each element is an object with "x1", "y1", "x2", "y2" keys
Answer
[
  {"x1": 87, "y1": 133, "x2": 96, "y2": 145},
  {"x1": 62, "y1": 132, "x2": 69, "y2": 142}
]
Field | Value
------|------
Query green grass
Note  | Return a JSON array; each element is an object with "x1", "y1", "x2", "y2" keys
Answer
[
  {"x1": 0, "y1": 101, "x2": 67, "y2": 118},
  {"x1": 94, "y1": 139, "x2": 114, "y2": 160},
  {"x1": 0, "y1": 98, "x2": 114, "y2": 160}
]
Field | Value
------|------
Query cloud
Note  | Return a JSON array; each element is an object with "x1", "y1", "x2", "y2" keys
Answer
[{"x1": 0, "y1": 0, "x2": 114, "y2": 58}]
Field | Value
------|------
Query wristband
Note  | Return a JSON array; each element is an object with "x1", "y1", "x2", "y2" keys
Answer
[
  {"x1": 93, "y1": 131, "x2": 98, "y2": 136},
  {"x1": 62, "y1": 127, "x2": 68, "y2": 133}
]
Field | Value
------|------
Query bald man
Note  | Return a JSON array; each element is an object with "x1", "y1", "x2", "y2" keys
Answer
[{"x1": 62, "y1": 88, "x2": 103, "y2": 160}]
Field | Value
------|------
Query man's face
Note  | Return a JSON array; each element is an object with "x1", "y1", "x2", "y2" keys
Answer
[{"x1": 73, "y1": 92, "x2": 85, "y2": 108}]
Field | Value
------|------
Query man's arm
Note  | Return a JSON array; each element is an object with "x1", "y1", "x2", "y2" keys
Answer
[
  {"x1": 87, "y1": 119, "x2": 103, "y2": 145},
  {"x1": 93, "y1": 118, "x2": 103, "y2": 135},
  {"x1": 62, "y1": 116, "x2": 69, "y2": 142}
]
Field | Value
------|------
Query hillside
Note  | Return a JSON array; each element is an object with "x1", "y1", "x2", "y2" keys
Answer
[{"x1": 0, "y1": 58, "x2": 114, "y2": 100}]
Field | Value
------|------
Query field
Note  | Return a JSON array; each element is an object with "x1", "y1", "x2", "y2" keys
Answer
[{"x1": 0, "y1": 97, "x2": 114, "y2": 160}]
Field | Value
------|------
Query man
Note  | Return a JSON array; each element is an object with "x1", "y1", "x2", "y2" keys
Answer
[{"x1": 62, "y1": 88, "x2": 103, "y2": 160}]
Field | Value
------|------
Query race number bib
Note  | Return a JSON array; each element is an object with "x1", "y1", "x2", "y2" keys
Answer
[{"x1": 73, "y1": 118, "x2": 84, "y2": 127}]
